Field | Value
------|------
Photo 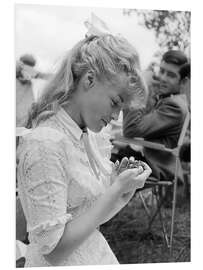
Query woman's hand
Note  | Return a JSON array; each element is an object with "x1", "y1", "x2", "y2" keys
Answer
[{"x1": 111, "y1": 157, "x2": 152, "y2": 203}]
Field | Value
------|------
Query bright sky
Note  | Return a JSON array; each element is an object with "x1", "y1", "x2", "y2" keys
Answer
[{"x1": 15, "y1": 4, "x2": 160, "y2": 72}]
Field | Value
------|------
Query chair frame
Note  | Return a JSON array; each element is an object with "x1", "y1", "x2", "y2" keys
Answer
[{"x1": 112, "y1": 111, "x2": 190, "y2": 255}]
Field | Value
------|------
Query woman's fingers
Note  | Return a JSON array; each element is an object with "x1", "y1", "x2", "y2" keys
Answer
[
  {"x1": 114, "y1": 160, "x2": 120, "y2": 170},
  {"x1": 114, "y1": 159, "x2": 152, "y2": 189},
  {"x1": 117, "y1": 157, "x2": 129, "y2": 174},
  {"x1": 119, "y1": 166, "x2": 143, "y2": 178},
  {"x1": 125, "y1": 167, "x2": 151, "y2": 189},
  {"x1": 129, "y1": 156, "x2": 135, "y2": 163},
  {"x1": 128, "y1": 157, "x2": 135, "y2": 168},
  {"x1": 135, "y1": 166, "x2": 152, "y2": 182},
  {"x1": 115, "y1": 163, "x2": 152, "y2": 194},
  {"x1": 130, "y1": 165, "x2": 152, "y2": 187},
  {"x1": 138, "y1": 161, "x2": 152, "y2": 173},
  {"x1": 117, "y1": 167, "x2": 146, "y2": 190}
]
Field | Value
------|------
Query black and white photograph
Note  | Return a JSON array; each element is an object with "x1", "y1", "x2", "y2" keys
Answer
[{"x1": 14, "y1": 1, "x2": 192, "y2": 268}]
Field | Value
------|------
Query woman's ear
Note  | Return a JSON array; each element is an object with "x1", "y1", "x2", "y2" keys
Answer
[{"x1": 83, "y1": 70, "x2": 95, "y2": 90}]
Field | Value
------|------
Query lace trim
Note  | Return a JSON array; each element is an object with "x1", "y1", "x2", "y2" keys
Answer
[{"x1": 27, "y1": 213, "x2": 72, "y2": 233}]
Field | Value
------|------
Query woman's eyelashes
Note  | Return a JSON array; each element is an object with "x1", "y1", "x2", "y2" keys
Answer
[{"x1": 111, "y1": 99, "x2": 118, "y2": 107}]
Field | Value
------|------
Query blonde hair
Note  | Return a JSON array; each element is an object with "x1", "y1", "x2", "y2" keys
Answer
[{"x1": 26, "y1": 34, "x2": 147, "y2": 128}]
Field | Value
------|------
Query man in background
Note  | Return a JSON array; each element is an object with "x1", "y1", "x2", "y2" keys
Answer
[{"x1": 122, "y1": 50, "x2": 189, "y2": 182}]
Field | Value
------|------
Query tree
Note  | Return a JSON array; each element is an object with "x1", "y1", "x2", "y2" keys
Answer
[{"x1": 123, "y1": 9, "x2": 191, "y2": 55}]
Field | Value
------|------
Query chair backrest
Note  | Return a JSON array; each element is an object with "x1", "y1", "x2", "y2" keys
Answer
[{"x1": 177, "y1": 111, "x2": 190, "y2": 148}]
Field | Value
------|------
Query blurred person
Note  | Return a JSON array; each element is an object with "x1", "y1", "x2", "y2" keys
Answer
[
  {"x1": 16, "y1": 34, "x2": 151, "y2": 267},
  {"x1": 16, "y1": 54, "x2": 36, "y2": 127},
  {"x1": 121, "y1": 50, "x2": 189, "y2": 182},
  {"x1": 16, "y1": 54, "x2": 53, "y2": 127}
]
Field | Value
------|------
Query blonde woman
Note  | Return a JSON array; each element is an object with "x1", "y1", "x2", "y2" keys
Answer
[{"x1": 17, "y1": 34, "x2": 151, "y2": 267}]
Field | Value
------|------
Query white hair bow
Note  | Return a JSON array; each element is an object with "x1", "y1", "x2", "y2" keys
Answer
[{"x1": 84, "y1": 12, "x2": 112, "y2": 37}]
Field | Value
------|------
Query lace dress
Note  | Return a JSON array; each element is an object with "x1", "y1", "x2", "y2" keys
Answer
[{"x1": 17, "y1": 107, "x2": 118, "y2": 267}]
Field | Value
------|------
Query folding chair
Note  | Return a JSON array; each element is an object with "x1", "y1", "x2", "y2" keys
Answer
[{"x1": 112, "y1": 111, "x2": 190, "y2": 255}]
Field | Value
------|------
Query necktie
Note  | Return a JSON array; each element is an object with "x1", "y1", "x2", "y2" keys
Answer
[{"x1": 82, "y1": 131, "x2": 100, "y2": 180}]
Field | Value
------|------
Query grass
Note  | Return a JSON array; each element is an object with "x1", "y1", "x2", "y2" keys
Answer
[{"x1": 100, "y1": 185, "x2": 190, "y2": 264}]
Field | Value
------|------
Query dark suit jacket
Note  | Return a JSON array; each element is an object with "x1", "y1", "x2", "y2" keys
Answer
[{"x1": 123, "y1": 94, "x2": 188, "y2": 181}]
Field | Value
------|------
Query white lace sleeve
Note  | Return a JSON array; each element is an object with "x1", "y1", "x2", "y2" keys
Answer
[
  {"x1": 18, "y1": 139, "x2": 72, "y2": 255},
  {"x1": 28, "y1": 214, "x2": 72, "y2": 254}
]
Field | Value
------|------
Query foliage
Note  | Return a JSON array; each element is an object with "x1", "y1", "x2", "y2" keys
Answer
[{"x1": 123, "y1": 9, "x2": 191, "y2": 55}]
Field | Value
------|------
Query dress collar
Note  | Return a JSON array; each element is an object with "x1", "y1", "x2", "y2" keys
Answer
[{"x1": 56, "y1": 107, "x2": 84, "y2": 141}]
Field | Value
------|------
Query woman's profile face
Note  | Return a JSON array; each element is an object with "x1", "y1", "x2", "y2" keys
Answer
[{"x1": 80, "y1": 72, "x2": 129, "y2": 133}]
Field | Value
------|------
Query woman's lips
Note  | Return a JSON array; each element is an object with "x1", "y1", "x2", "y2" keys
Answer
[{"x1": 101, "y1": 119, "x2": 108, "y2": 126}]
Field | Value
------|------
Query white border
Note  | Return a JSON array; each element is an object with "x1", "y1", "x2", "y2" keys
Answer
[{"x1": 1, "y1": 0, "x2": 202, "y2": 269}]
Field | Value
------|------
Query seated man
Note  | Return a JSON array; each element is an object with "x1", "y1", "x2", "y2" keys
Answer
[{"x1": 121, "y1": 50, "x2": 189, "y2": 182}]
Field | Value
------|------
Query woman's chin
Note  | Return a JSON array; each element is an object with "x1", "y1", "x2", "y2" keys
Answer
[
  {"x1": 88, "y1": 123, "x2": 103, "y2": 133},
  {"x1": 92, "y1": 126, "x2": 103, "y2": 133}
]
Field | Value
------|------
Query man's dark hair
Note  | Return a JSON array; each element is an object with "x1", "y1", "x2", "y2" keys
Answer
[
  {"x1": 179, "y1": 63, "x2": 191, "y2": 80},
  {"x1": 162, "y1": 50, "x2": 188, "y2": 67}
]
